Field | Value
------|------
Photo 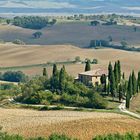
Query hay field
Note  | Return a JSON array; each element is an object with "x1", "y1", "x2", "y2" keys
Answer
[
  {"x1": 0, "y1": 109, "x2": 140, "y2": 140},
  {"x1": 0, "y1": 44, "x2": 140, "y2": 77}
]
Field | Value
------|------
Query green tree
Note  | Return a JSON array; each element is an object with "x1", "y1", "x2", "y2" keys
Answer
[
  {"x1": 117, "y1": 60, "x2": 121, "y2": 83},
  {"x1": 51, "y1": 64, "x2": 59, "y2": 91},
  {"x1": 137, "y1": 71, "x2": 140, "y2": 92},
  {"x1": 33, "y1": 32, "x2": 43, "y2": 39},
  {"x1": 118, "y1": 84, "x2": 123, "y2": 102},
  {"x1": 114, "y1": 62, "x2": 119, "y2": 87},
  {"x1": 85, "y1": 60, "x2": 91, "y2": 71},
  {"x1": 52, "y1": 64, "x2": 58, "y2": 76},
  {"x1": 100, "y1": 74, "x2": 107, "y2": 92},
  {"x1": 108, "y1": 62, "x2": 113, "y2": 82},
  {"x1": 43, "y1": 68, "x2": 48, "y2": 77},
  {"x1": 110, "y1": 72, "x2": 116, "y2": 100},
  {"x1": 126, "y1": 74, "x2": 133, "y2": 108},
  {"x1": 59, "y1": 66, "x2": 66, "y2": 91},
  {"x1": 132, "y1": 70, "x2": 137, "y2": 95}
]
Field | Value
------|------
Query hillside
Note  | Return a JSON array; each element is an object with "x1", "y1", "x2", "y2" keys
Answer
[
  {"x1": 0, "y1": 44, "x2": 139, "y2": 77},
  {"x1": 0, "y1": 23, "x2": 140, "y2": 47}
]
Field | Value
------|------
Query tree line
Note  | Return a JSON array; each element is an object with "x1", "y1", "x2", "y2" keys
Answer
[
  {"x1": 1, "y1": 131, "x2": 140, "y2": 140},
  {"x1": 7, "y1": 16, "x2": 57, "y2": 29}
]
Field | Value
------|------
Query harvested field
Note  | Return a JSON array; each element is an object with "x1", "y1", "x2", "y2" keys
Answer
[
  {"x1": 130, "y1": 93, "x2": 140, "y2": 114},
  {"x1": 0, "y1": 109, "x2": 140, "y2": 140},
  {"x1": 0, "y1": 44, "x2": 140, "y2": 78}
]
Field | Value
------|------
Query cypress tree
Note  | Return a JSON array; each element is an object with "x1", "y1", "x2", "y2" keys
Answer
[
  {"x1": 85, "y1": 60, "x2": 91, "y2": 71},
  {"x1": 126, "y1": 74, "x2": 132, "y2": 108},
  {"x1": 51, "y1": 64, "x2": 59, "y2": 90},
  {"x1": 100, "y1": 74, "x2": 107, "y2": 92},
  {"x1": 43, "y1": 68, "x2": 47, "y2": 77},
  {"x1": 110, "y1": 72, "x2": 116, "y2": 100},
  {"x1": 59, "y1": 66, "x2": 66, "y2": 91},
  {"x1": 127, "y1": 74, "x2": 133, "y2": 98},
  {"x1": 132, "y1": 70, "x2": 137, "y2": 95},
  {"x1": 108, "y1": 62, "x2": 113, "y2": 82},
  {"x1": 119, "y1": 84, "x2": 123, "y2": 102},
  {"x1": 126, "y1": 91, "x2": 130, "y2": 108},
  {"x1": 53, "y1": 64, "x2": 58, "y2": 76},
  {"x1": 117, "y1": 60, "x2": 121, "y2": 83},
  {"x1": 122, "y1": 72, "x2": 125, "y2": 80},
  {"x1": 138, "y1": 71, "x2": 140, "y2": 92},
  {"x1": 107, "y1": 82, "x2": 110, "y2": 95},
  {"x1": 114, "y1": 61, "x2": 119, "y2": 87}
]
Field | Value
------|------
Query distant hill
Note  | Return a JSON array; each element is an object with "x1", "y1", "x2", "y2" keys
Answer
[{"x1": 0, "y1": 0, "x2": 140, "y2": 15}]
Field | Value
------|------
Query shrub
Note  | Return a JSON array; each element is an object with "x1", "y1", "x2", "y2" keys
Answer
[
  {"x1": 48, "y1": 134, "x2": 75, "y2": 140},
  {"x1": 2, "y1": 71, "x2": 27, "y2": 82},
  {"x1": 39, "y1": 106, "x2": 49, "y2": 111},
  {"x1": 13, "y1": 39, "x2": 25, "y2": 45}
]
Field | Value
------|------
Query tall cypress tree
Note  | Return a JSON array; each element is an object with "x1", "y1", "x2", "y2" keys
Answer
[
  {"x1": 108, "y1": 62, "x2": 113, "y2": 82},
  {"x1": 100, "y1": 74, "x2": 107, "y2": 92},
  {"x1": 59, "y1": 66, "x2": 66, "y2": 91},
  {"x1": 132, "y1": 70, "x2": 137, "y2": 95},
  {"x1": 117, "y1": 60, "x2": 121, "y2": 83},
  {"x1": 128, "y1": 74, "x2": 133, "y2": 98},
  {"x1": 53, "y1": 64, "x2": 58, "y2": 76},
  {"x1": 126, "y1": 91, "x2": 130, "y2": 108},
  {"x1": 85, "y1": 60, "x2": 91, "y2": 72},
  {"x1": 114, "y1": 62, "x2": 119, "y2": 88},
  {"x1": 51, "y1": 64, "x2": 59, "y2": 90},
  {"x1": 138, "y1": 71, "x2": 140, "y2": 92},
  {"x1": 110, "y1": 72, "x2": 116, "y2": 100},
  {"x1": 119, "y1": 84, "x2": 123, "y2": 102},
  {"x1": 43, "y1": 68, "x2": 48, "y2": 77},
  {"x1": 126, "y1": 74, "x2": 132, "y2": 108},
  {"x1": 122, "y1": 72, "x2": 125, "y2": 80}
]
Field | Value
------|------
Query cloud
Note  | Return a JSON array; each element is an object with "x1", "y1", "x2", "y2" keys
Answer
[{"x1": 0, "y1": 0, "x2": 77, "y2": 9}]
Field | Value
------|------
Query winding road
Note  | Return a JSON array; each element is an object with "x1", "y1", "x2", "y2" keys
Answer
[
  {"x1": 119, "y1": 100, "x2": 140, "y2": 119},
  {"x1": 8, "y1": 98, "x2": 140, "y2": 119}
]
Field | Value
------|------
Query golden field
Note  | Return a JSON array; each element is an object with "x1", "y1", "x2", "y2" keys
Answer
[
  {"x1": 0, "y1": 109, "x2": 140, "y2": 140},
  {"x1": 0, "y1": 44, "x2": 139, "y2": 78}
]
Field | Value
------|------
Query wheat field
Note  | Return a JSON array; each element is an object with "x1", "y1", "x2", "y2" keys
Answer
[{"x1": 0, "y1": 108, "x2": 140, "y2": 140}]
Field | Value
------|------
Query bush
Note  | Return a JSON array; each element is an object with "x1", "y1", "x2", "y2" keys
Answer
[
  {"x1": 39, "y1": 106, "x2": 49, "y2": 111},
  {"x1": 13, "y1": 39, "x2": 25, "y2": 45},
  {"x1": 48, "y1": 134, "x2": 75, "y2": 140},
  {"x1": 2, "y1": 71, "x2": 27, "y2": 82},
  {"x1": 93, "y1": 133, "x2": 138, "y2": 140}
]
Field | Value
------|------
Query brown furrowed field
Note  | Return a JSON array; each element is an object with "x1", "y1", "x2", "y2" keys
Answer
[
  {"x1": 0, "y1": 23, "x2": 140, "y2": 47},
  {"x1": 0, "y1": 109, "x2": 140, "y2": 140},
  {"x1": 0, "y1": 44, "x2": 140, "y2": 78}
]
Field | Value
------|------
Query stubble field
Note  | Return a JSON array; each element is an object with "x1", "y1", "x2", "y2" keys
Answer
[
  {"x1": 0, "y1": 108, "x2": 140, "y2": 140},
  {"x1": 0, "y1": 44, "x2": 139, "y2": 78}
]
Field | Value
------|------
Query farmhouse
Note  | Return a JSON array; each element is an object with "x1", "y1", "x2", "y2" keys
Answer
[{"x1": 77, "y1": 69, "x2": 108, "y2": 86}]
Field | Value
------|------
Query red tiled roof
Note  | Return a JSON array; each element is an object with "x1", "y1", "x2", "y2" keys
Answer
[{"x1": 79, "y1": 69, "x2": 108, "y2": 76}]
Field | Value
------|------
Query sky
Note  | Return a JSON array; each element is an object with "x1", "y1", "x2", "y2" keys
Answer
[{"x1": 0, "y1": 0, "x2": 140, "y2": 15}]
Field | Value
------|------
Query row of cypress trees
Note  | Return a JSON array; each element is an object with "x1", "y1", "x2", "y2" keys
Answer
[
  {"x1": 108, "y1": 60, "x2": 122, "y2": 100},
  {"x1": 43, "y1": 64, "x2": 69, "y2": 92},
  {"x1": 126, "y1": 71, "x2": 140, "y2": 108}
]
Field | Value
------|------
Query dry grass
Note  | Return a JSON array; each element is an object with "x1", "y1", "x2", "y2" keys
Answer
[
  {"x1": 0, "y1": 109, "x2": 140, "y2": 140},
  {"x1": 0, "y1": 44, "x2": 140, "y2": 78},
  {"x1": 130, "y1": 93, "x2": 140, "y2": 114}
]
